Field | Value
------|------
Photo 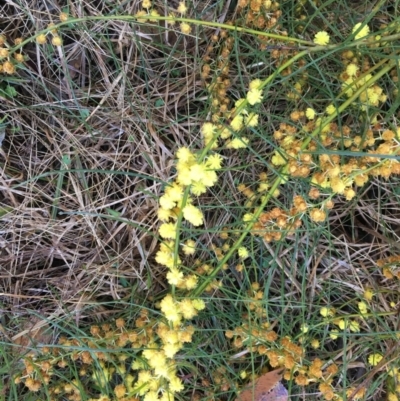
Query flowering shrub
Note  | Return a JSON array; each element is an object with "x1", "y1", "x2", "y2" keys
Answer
[{"x1": 5, "y1": 2, "x2": 400, "y2": 401}]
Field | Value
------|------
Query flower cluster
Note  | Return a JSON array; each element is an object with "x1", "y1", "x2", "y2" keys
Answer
[
  {"x1": 236, "y1": 0, "x2": 283, "y2": 39},
  {"x1": 15, "y1": 314, "x2": 194, "y2": 401},
  {"x1": 135, "y1": 0, "x2": 192, "y2": 34},
  {"x1": 341, "y1": 70, "x2": 387, "y2": 111},
  {"x1": 319, "y1": 307, "x2": 362, "y2": 339},
  {"x1": 36, "y1": 22, "x2": 63, "y2": 46},
  {"x1": 156, "y1": 146, "x2": 223, "y2": 287},
  {"x1": 269, "y1": 114, "x2": 400, "y2": 205},
  {"x1": 226, "y1": 322, "x2": 342, "y2": 398},
  {"x1": 252, "y1": 203, "x2": 303, "y2": 242},
  {"x1": 0, "y1": 34, "x2": 23, "y2": 75},
  {"x1": 0, "y1": 13, "x2": 68, "y2": 76}
]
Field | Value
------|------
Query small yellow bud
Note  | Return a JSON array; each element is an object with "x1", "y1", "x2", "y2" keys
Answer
[
  {"x1": 0, "y1": 48, "x2": 9, "y2": 58},
  {"x1": 177, "y1": 2, "x2": 187, "y2": 13},
  {"x1": 60, "y1": 12, "x2": 69, "y2": 22},
  {"x1": 2, "y1": 61, "x2": 15, "y2": 75},
  {"x1": 36, "y1": 34, "x2": 47, "y2": 44},
  {"x1": 330, "y1": 329, "x2": 339, "y2": 340},
  {"x1": 180, "y1": 22, "x2": 191, "y2": 34},
  {"x1": 306, "y1": 107, "x2": 316, "y2": 120},
  {"x1": 14, "y1": 53, "x2": 25, "y2": 63},
  {"x1": 52, "y1": 36, "x2": 63, "y2": 46}
]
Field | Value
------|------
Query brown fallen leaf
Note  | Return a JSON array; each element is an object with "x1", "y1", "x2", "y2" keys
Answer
[{"x1": 236, "y1": 368, "x2": 288, "y2": 401}]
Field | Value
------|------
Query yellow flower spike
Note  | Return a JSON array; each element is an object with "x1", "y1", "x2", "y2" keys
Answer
[
  {"x1": 313, "y1": 31, "x2": 330, "y2": 45},
  {"x1": 160, "y1": 294, "x2": 182, "y2": 323},
  {"x1": 249, "y1": 79, "x2": 262, "y2": 90},
  {"x1": 226, "y1": 137, "x2": 249, "y2": 149},
  {"x1": 0, "y1": 48, "x2": 9, "y2": 58},
  {"x1": 177, "y1": 2, "x2": 187, "y2": 14},
  {"x1": 271, "y1": 151, "x2": 287, "y2": 166},
  {"x1": 191, "y1": 181, "x2": 207, "y2": 195},
  {"x1": 201, "y1": 122, "x2": 216, "y2": 137},
  {"x1": 235, "y1": 98, "x2": 247, "y2": 108},
  {"x1": 346, "y1": 63, "x2": 359, "y2": 77},
  {"x1": 182, "y1": 239, "x2": 196, "y2": 255},
  {"x1": 344, "y1": 188, "x2": 356, "y2": 201},
  {"x1": 206, "y1": 154, "x2": 223, "y2": 169},
  {"x1": 165, "y1": 183, "x2": 184, "y2": 202},
  {"x1": 51, "y1": 35, "x2": 63, "y2": 46},
  {"x1": 245, "y1": 113, "x2": 259, "y2": 127},
  {"x1": 306, "y1": 108, "x2": 316, "y2": 120},
  {"x1": 14, "y1": 53, "x2": 25, "y2": 63},
  {"x1": 243, "y1": 213, "x2": 254, "y2": 222},
  {"x1": 149, "y1": 9, "x2": 160, "y2": 22},
  {"x1": 202, "y1": 170, "x2": 218, "y2": 187},
  {"x1": 246, "y1": 88, "x2": 263, "y2": 105},
  {"x1": 169, "y1": 376, "x2": 184, "y2": 393},
  {"x1": 309, "y1": 208, "x2": 326, "y2": 222},
  {"x1": 368, "y1": 353, "x2": 383, "y2": 366},
  {"x1": 188, "y1": 163, "x2": 207, "y2": 182},
  {"x1": 272, "y1": 189, "x2": 280, "y2": 197},
  {"x1": 184, "y1": 274, "x2": 199, "y2": 290},
  {"x1": 326, "y1": 104, "x2": 336, "y2": 115},
  {"x1": 182, "y1": 204, "x2": 204, "y2": 226},
  {"x1": 330, "y1": 329, "x2": 339, "y2": 340},
  {"x1": 176, "y1": 167, "x2": 193, "y2": 186},
  {"x1": 320, "y1": 307, "x2": 334, "y2": 317},
  {"x1": 180, "y1": 22, "x2": 191, "y2": 34},
  {"x1": 258, "y1": 182, "x2": 270, "y2": 192},
  {"x1": 166, "y1": 268, "x2": 184, "y2": 286},
  {"x1": 59, "y1": 12, "x2": 69, "y2": 22},
  {"x1": 238, "y1": 247, "x2": 249, "y2": 259},
  {"x1": 135, "y1": 10, "x2": 149, "y2": 22},
  {"x1": 220, "y1": 127, "x2": 232, "y2": 139},
  {"x1": 358, "y1": 301, "x2": 368, "y2": 315},
  {"x1": 192, "y1": 299, "x2": 206, "y2": 310},
  {"x1": 2, "y1": 61, "x2": 15, "y2": 75},
  {"x1": 36, "y1": 34, "x2": 47, "y2": 44},
  {"x1": 144, "y1": 390, "x2": 159, "y2": 401},
  {"x1": 164, "y1": 342, "x2": 181, "y2": 358},
  {"x1": 230, "y1": 115, "x2": 244, "y2": 131},
  {"x1": 159, "y1": 222, "x2": 177, "y2": 239},
  {"x1": 349, "y1": 320, "x2": 360, "y2": 332},
  {"x1": 352, "y1": 22, "x2": 370, "y2": 40},
  {"x1": 179, "y1": 299, "x2": 198, "y2": 319},
  {"x1": 114, "y1": 384, "x2": 126, "y2": 398},
  {"x1": 363, "y1": 288, "x2": 374, "y2": 300},
  {"x1": 157, "y1": 207, "x2": 173, "y2": 221}
]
